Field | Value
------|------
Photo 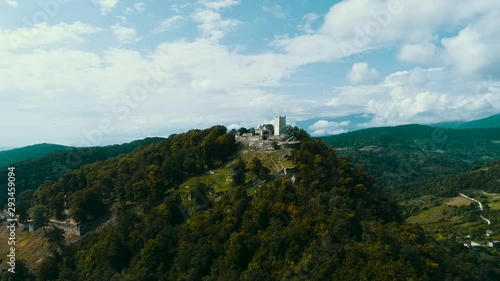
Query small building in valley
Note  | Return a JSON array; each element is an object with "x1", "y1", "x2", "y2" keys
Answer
[
  {"x1": 463, "y1": 241, "x2": 482, "y2": 250},
  {"x1": 488, "y1": 241, "x2": 500, "y2": 248}
]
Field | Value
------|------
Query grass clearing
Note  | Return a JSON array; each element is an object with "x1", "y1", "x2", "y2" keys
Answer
[
  {"x1": 0, "y1": 222, "x2": 51, "y2": 272},
  {"x1": 484, "y1": 193, "x2": 500, "y2": 210},
  {"x1": 240, "y1": 147, "x2": 295, "y2": 173},
  {"x1": 445, "y1": 196, "x2": 472, "y2": 206},
  {"x1": 407, "y1": 205, "x2": 449, "y2": 224},
  {"x1": 280, "y1": 159, "x2": 295, "y2": 169},
  {"x1": 358, "y1": 146, "x2": 378, "y2": 152},
  {"x1": 180, "y1": 168, "x2": 232, "y2": 193},
  {"x1": 489, "y1": 202, "x2": 500, "y2": 210}
]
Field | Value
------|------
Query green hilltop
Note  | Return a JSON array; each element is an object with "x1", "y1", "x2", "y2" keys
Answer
[{"x1": 0, "y1": 143, "x2": 72, "y2": 168}]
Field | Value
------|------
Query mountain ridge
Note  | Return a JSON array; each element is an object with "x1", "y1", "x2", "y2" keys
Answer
[{"x1": 429, "y1": 113, "x2": 500, "y2": 129}]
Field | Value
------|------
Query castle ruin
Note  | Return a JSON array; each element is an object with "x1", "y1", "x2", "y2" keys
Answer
[{"x1": 235, "y1": 116, "x2": 299, "y2": 149}]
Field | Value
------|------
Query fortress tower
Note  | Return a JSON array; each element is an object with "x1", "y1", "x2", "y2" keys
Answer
[{"x1": 274, "y1": 115, "x2": 286, "y2": 136}]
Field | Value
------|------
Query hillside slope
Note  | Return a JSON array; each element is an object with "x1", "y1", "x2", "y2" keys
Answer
[{"x1": 388, "y1": 161, "x2": 500, "y2": 249}]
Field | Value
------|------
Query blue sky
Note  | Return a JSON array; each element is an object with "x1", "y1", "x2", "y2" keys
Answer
[{"x1": 1, "y1": 0, "x2": 500, "y2": 147}]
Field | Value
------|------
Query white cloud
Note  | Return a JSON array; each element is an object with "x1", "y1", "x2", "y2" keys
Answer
[
  {"x1": 263, "y1": 4, "x2": 286, "y2": 19},
  {"x1": 274, "y1": 0, "x2": 500, "y2": 72},
  {"x1": 309, "y1": 120, "x2": 350, "y2": 136},
  {"x1": 0, "y1": 22, "x2": 102, "y2": 52},
  {"x1": 154, "y1": 15, "x2": 185, "y2": 33},
  {"x1": 0, "y1": 36, "x2": 308, "y2": 146},
  {"x1": 93, "y1": 0, "x2": 120, "y2": 15},
  {"x1": 347, "y1": 63, "x2": 380, "y2": 84},
  {"x1": 133, "y1": 2, "x2": 145, "y2": 13},
  {"x1": 442, "y1": 28, "x2": 488, "y2": 75},
  {"x1": 441, "y1": 13, "x2": 500, "y2": 77},
  {"x1": 199, "y1": 0, "x2": 239, "y2": 10},
  {"x1": 191, "y1": 0, "x2": 241, "y2": 41},
  {"x1": 298, "y1": 13, "x2": 319, "y2": 34},
  {"x1": 3, "y1": 0, "x2": 18, "y2": 7},
  {"x1": 192, "y1": 9, "x2": 240, "y2": 41},
  {"x1": 111, "y1": 24, "x2": 140, "y2": 43},
  {"x1": 329, "y1": 67, "x2": 500, "y2": 127},
  {"x1": 3, "y1": 0, "x2": 500, "y2": 146},
  {"x1": 397, "y1": 42, "x2": 438, "y2": 65}
]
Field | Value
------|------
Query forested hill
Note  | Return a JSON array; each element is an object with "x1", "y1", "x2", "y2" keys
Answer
[
  {"x1": 0, "y1": 137, "x2": 164, "y2": 208},
  {"x1": 320, "y1": 125, "x2": 500, "y2": 187},
  {"x1": 1, "y1": 126, "x2": 495, "y2": 280},
  {"x1": 0, "y1": 143, "x2": 71, "y2": 168}
]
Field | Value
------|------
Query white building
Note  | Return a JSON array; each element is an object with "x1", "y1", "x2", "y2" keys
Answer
[
  {"x1": 488, "y1": 241, "x2": 500, "y2": 248},
  {"x1": 274, "y1": 115, "x2": 286, "y2": 136}
]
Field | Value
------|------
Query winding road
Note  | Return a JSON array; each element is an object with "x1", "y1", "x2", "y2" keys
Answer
[{"x1": 459, "y1": 193, "x2": 491, "y2": 225}]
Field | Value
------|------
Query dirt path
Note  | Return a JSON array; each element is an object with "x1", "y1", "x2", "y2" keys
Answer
[{"x1": 459, "y1": 193, "x2": 491, "y2": 225}]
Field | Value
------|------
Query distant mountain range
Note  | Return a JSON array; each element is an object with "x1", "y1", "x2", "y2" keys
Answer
[
  {"x1": 429, "y1": 113, "x2": 500, "y2": 129},
  {"x1": 299, "y1": 113, "x2": 500, "y2": 136},
  {"x1": 320, "y1": 124, "x2": 500, "y2": 187},
  {"x1": 0, "y1": 143, "x2": 72, "y2": 168}
]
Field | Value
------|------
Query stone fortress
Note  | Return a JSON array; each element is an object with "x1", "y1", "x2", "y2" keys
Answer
[
  {"x1": 235, "y1": 116, "x2": 299, "y2": 149},
  {"x1": 257, "y1": 115, "x2": 287, "y2": 140}
]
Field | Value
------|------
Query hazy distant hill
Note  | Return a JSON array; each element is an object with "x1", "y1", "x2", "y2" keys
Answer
[
  {"x1": 320, "y1": 124, "x2": 500, "y2": 187},
  {"x1": 430, "y1": 113, "x2": 500, "y2": 129},
  {"x1": 0, "y1": 143, "x2": 72, "y2": 168}
]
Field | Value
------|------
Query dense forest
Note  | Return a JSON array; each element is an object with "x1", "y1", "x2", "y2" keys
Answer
[
  {"x1": 1, "y1": 126, "x2": 498, "y2": 280},
  {"x1": 390, "y1": 160, "x2": 500, "y2": 201}
]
